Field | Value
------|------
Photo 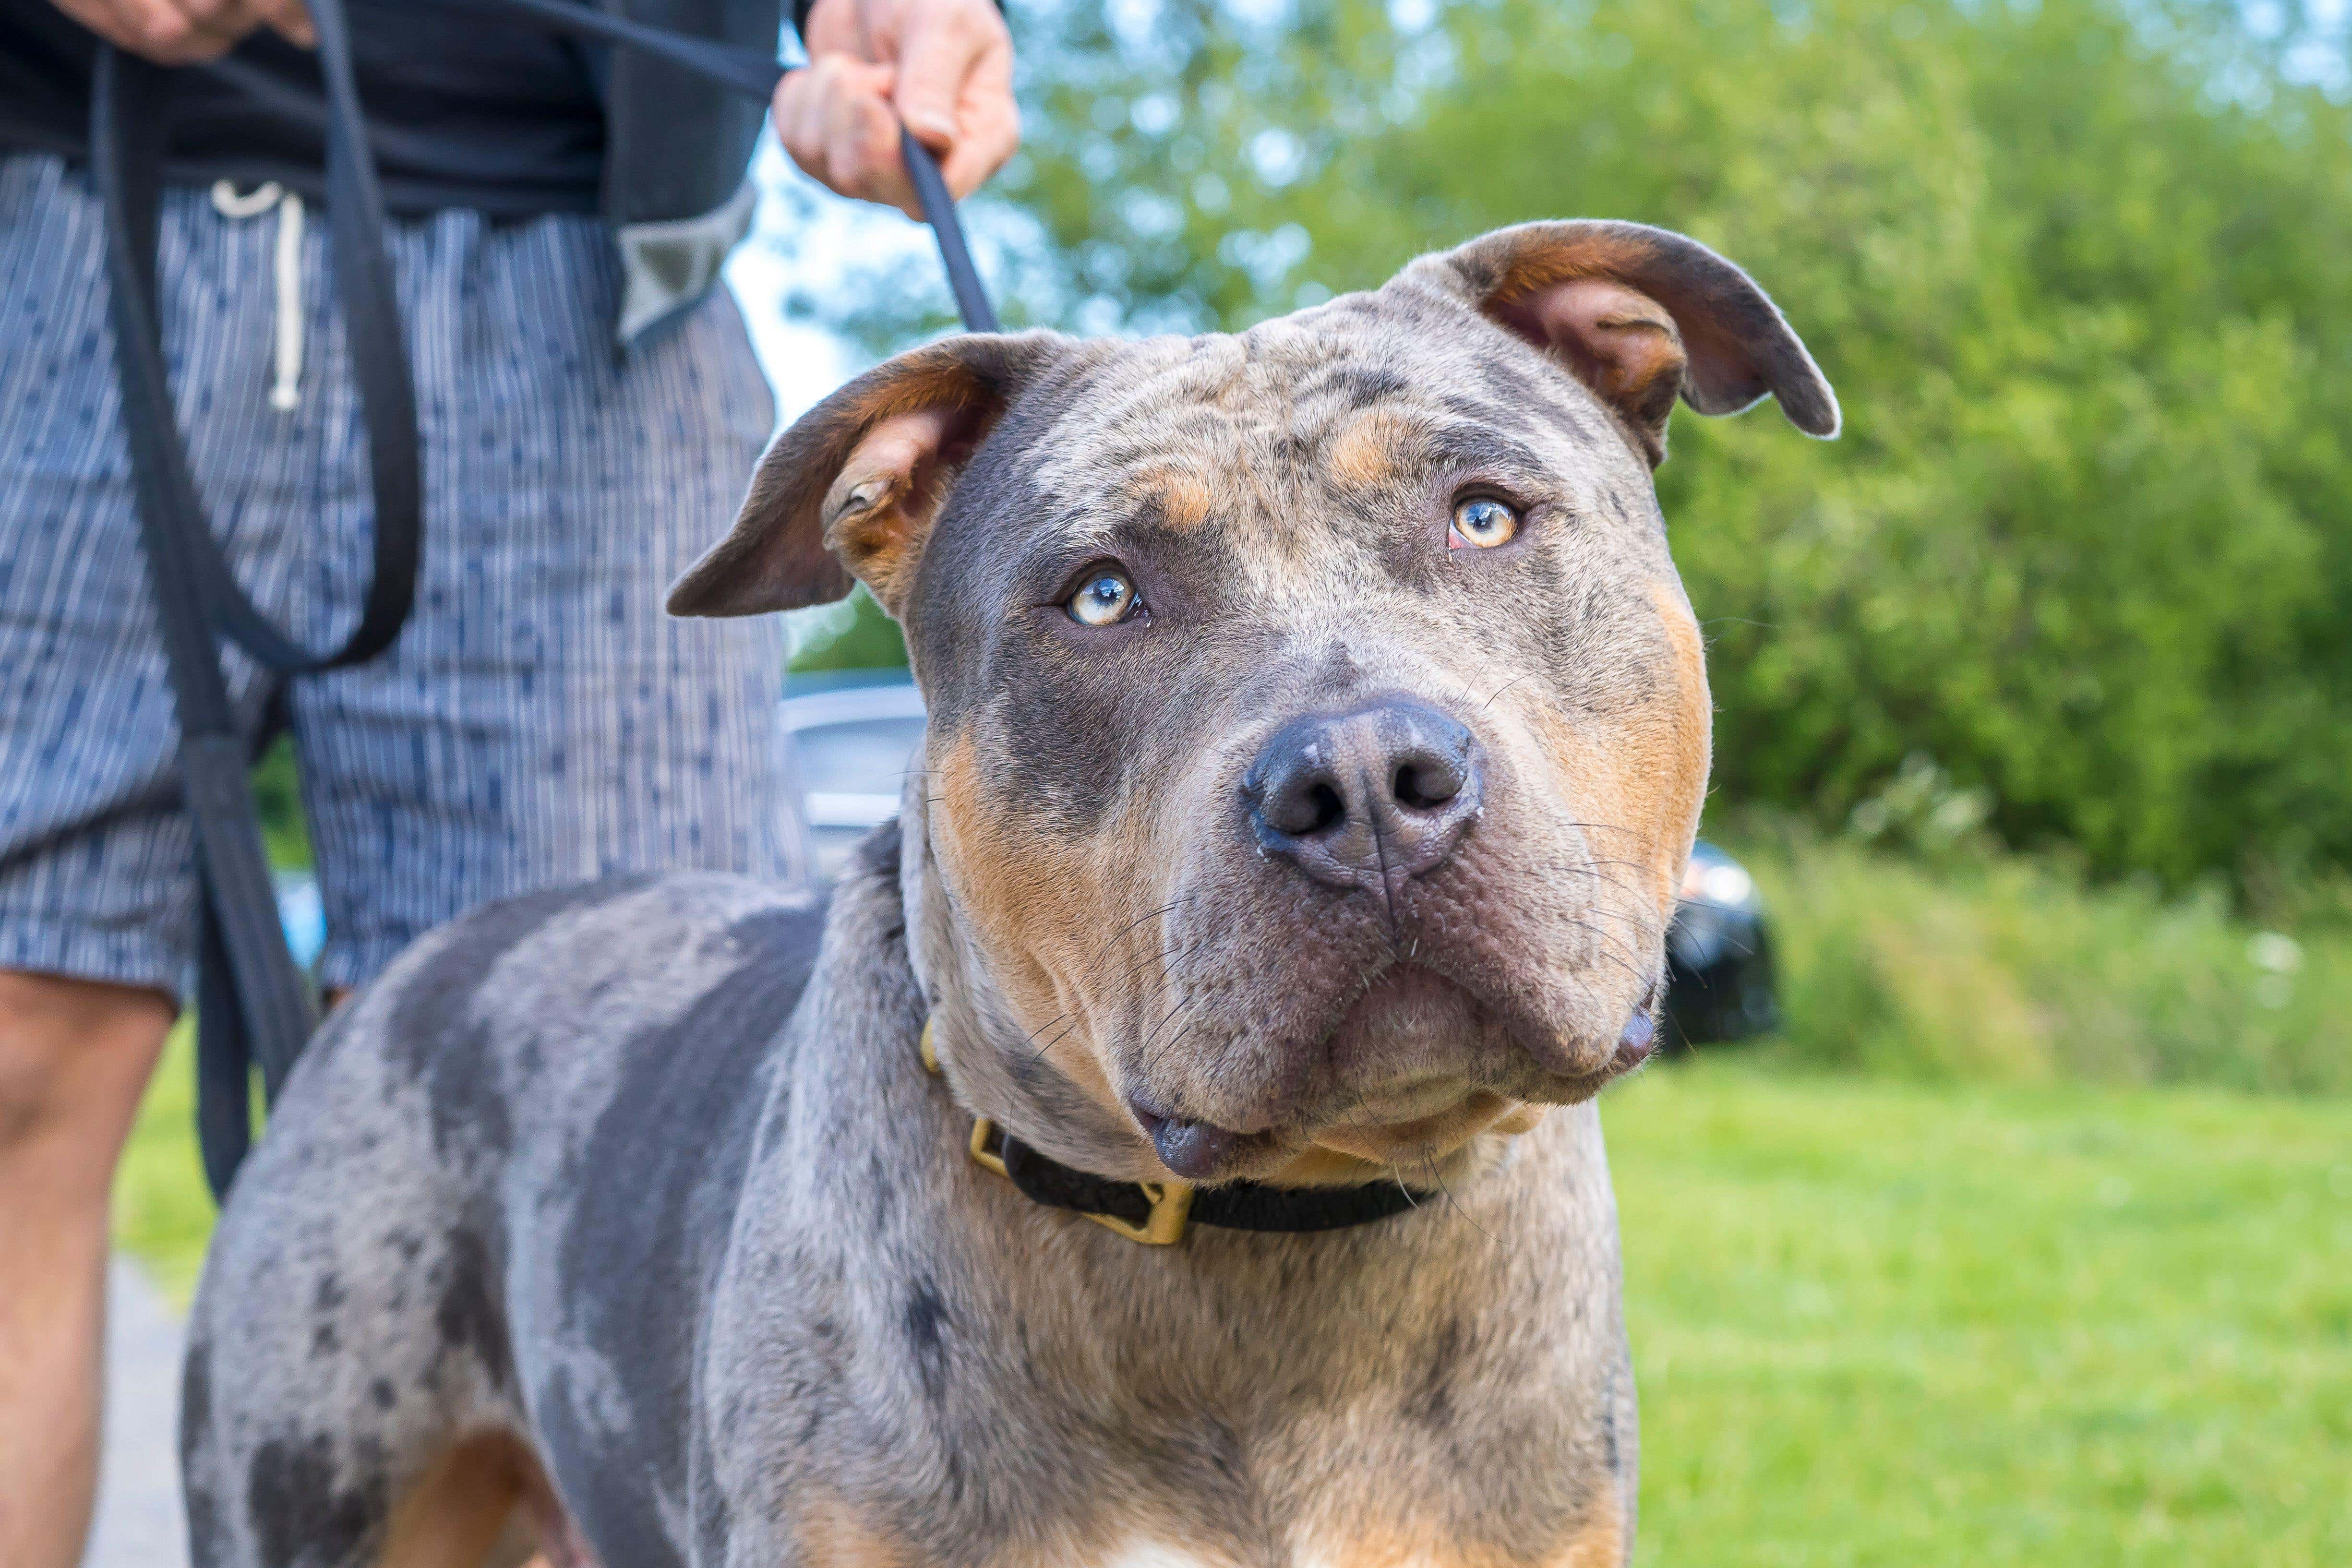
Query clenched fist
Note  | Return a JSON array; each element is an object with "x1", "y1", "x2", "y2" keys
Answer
[{"x1": 774, "y1": 0, "x2": 1019, "y2": 218}]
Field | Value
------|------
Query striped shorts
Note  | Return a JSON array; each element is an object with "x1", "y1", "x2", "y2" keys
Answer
[{"x1": 0, "y1": 152, "x2": 804, "y2": 998}]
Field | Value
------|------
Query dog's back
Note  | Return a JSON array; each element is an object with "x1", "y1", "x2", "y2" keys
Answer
[{"x1": 180, "y1": 872, "x2": 827, "y2": 1568}]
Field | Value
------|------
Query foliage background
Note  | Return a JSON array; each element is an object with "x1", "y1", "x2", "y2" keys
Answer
[{"x1": 802, "y1": 0, "x2": 2352, "y2": 899}]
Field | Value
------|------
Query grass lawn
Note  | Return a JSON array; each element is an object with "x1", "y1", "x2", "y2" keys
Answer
[
  {"x1": 1606, "y1": 1057, "x2": 2352, "y2": 1566},
  {"x1": 114, "y1": 1019, "x2": 211, "y2": 1305},
  {"x1": 114, "y1": 1038, "x2": 2349, "y2": 1561}
]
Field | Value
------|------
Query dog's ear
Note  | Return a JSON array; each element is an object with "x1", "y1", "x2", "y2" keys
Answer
[
  {"x1": 669, "y1": 331, "x2": 1069, "y2": 619},
  {"x1": 1417, "y1": 221, "x2": 1838, "y2": 465}
]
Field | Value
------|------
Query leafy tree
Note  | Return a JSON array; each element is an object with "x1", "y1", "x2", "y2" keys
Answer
[{"x1": 817, "y1": 0, "x2": 2352, "y2": 892}]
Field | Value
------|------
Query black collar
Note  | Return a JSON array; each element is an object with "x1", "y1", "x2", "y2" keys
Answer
[{"x1": 922, "y1": 1021, "x2": 1430, "y2": 1245}]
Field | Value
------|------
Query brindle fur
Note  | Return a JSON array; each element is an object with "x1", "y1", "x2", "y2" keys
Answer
[{"x1": 183, "y1": 221, "x2": 1834, "y2": 1568}]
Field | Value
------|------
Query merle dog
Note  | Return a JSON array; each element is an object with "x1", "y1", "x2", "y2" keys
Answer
[{"x1": 181, "y1": 220, "x2": 1836, "y2": 1568}]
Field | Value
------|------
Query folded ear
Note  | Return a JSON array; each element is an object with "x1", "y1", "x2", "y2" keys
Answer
[
  {"x1": 668, "y1": 331, "x2": 1069, "y2": 619},
  {"x1": 1414, "y1": 220, "x2": 1839, "y2": 465}
]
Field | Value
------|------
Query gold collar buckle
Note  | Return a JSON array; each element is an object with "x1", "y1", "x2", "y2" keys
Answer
[{"x1": 921, "y1": 1020, "x2": 1195, "y2": 1246}]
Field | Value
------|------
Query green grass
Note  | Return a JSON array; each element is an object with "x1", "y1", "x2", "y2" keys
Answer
[
  {"x1": 115, "y1": 1019, "x2": 211, "y2": 1305},
  {"x1": 117, "y1": 1041, "x2": 2351, "y2": 1560},
  {"x1": 1605, "y1": 1059, "x2": 2352, "y2": 1566}
]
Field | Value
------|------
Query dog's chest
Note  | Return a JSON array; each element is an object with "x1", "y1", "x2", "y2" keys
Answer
[
  {"x1": 753, "y1": 1349, "x2": 1630, "y2": 1568},
  {"x1": 776, "y1": 1391, "x2": 1629, "y2": 1568},
  {"x1": 1086, "y1": 1521, "x2": 1629, "y2": 1568},
  {"x1": 730, "y1": 1071, "x2": 1633, "y2": 1566}
]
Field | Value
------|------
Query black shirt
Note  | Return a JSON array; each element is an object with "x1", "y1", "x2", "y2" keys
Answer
[{"x1": 0, "y1": 0, "x2": 609, "y2": 215}]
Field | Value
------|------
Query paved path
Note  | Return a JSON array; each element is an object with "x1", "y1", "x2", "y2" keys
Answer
[{"x1": 83, "y1": 1256, "x2": 190, "y2": 1568}]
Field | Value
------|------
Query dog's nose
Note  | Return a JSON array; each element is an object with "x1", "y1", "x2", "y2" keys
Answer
[{"x1": 1244, "y1": 700, "x2": 1482, "y2": 888}]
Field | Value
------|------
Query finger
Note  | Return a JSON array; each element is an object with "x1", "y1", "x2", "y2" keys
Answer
[
  {"x1": 780, "y1": 56, "x2": 922, "y2": 217},
  {"x1": 166, "y1": 0, "x2": 273, "y2": 55},
  {"x1": 820, "y1": 61, "x2": 919, "y2": 216},
  {"x1": 175, "y1": 0, "x2": 261, "y2": 25},
  {"x1": 82, "y1": 0, "x2": 224, "y2": 61},
  {"x1": 778, "y1": 57, "x2": 871, "y2": 185},
  {"x1": 218, "y1": 0, "x2": 309, "y2": 47},
  {"x1": 773, "y1": 66, "x2": 823, "y2": 169},
  {"x1": 891, "y1": 3, "x2": 994, "y2": 152},
  {"x1": 936, "y1": 48, "x2": 1019, "y2": 198},
  {"x1": 796, "y1": 0, "x2": 858, "y2": 57},
  {"x1": 261, "y1": 0, "x2": 314, "y2": 47},
  {"x1": 49, "y1": 0, "x2": 150, "y2": 53},
  {"x1": 938, "y1": 105, "x2": 1018, "y2": 200}
]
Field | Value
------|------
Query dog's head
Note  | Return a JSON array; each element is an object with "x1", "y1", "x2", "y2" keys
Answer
[{"x1": 674, "y1": 221, "x2": 1834, "y2": 1188}]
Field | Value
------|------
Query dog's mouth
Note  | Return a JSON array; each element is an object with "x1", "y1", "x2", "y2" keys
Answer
[{"x1": 1124, "y1": 963, "x2": 1658, "y2": 1185}]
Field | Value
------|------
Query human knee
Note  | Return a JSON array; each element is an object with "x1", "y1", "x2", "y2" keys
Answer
[{"x1": 0, "y1": 971, "x2": 173, "y2": 1153}]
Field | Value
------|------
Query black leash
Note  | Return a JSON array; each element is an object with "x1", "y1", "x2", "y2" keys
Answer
[{"x1": 91, "y1": 0, "x2": 998, "y2": 1199}]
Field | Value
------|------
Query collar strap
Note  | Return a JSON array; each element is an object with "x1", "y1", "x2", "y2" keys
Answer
[{"x1": 921, "y1": 1020, "x2": 1429, "y2": 1246}]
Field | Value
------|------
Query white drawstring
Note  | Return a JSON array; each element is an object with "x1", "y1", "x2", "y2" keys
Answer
[{"x1": 209, "y1": 180, "x2": 307, "y2": 413}]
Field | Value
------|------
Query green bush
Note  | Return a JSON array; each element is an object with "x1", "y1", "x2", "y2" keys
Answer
[
  {"x1": 1725, "y1": 822, "x2": 2352, "y2": 1094},
  {"x1": 866, "y1": 0, "x2": 2352, "y2": 892},
  {"x1": 786, "y1": 584, "x2": 907, "y2": 672}
]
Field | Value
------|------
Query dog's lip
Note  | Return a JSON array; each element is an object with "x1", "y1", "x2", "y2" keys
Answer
[
  {"x1": 1302, "y1": 1084, "x2": 1514, "y2": 1164},
  {"x1": 1126, "y1": 1100, "x2": 1279, "y2": 1182},
  {"x1": 1125, "y1": 974, "x2": 1661, "y2": 1180},
  {"x1": 1612, "y1": 1008, "x2": 1659, "y2": 1069}
]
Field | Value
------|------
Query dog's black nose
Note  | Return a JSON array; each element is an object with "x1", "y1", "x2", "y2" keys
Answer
[{"x1": 1244, "y1": 699, "x2": 1482, "y2": 888}]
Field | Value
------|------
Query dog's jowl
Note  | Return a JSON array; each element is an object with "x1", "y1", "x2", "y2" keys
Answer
[{"x1": 182, "y1": 221, "x2": 1836, "y2": 1568}]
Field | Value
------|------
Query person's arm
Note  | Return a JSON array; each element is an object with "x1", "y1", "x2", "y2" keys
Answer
[
  {"x1": 773, "y1": 0, "x2": 1019, "y2": 219},
  {"x1": 46, "y1": 0, "x2": 312, "y2": 63}
]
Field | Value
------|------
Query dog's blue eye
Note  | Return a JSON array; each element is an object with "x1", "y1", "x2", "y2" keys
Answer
[
  {"x1": 1451, "y1": 496, "x2": 1519, "y2": 550},
  {"x1": 1067, "y1": 570, "x2": 1140, "y2": 627}
]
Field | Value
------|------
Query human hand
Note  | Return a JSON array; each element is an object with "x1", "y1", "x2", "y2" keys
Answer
[
  {"x1": 774, "y1": 0, "x2": 1019, "y2": 219},
  {"x1": 49, "y1": 0, "x2": 313, "y2": 62}
]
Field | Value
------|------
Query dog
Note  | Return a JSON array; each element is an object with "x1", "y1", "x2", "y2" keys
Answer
[{"x1": 180, "y1": 219, "x2": 1835, "y2": 1568}]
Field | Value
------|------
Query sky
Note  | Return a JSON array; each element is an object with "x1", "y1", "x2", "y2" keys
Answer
[{"x1": 722, "y1": 137, "x2": 929, "y2": 426}]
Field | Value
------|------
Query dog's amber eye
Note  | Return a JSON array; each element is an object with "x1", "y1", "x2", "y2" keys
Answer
[
  {"x1": 1067, "y1": 569, "x2": 1140, "y2": 627},
  {"x1": 1451, "y1": 496, "x2": 1519, "y2": 550}
]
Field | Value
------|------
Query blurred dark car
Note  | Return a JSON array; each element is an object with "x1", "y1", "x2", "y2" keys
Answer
[{"x1": 1661, "y1": 840, "x2": 1778, "y2": 1047}]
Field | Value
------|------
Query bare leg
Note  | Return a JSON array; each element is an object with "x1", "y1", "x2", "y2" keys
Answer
[{"x1": 0, "y1": 972, "x2": 174, "y2": 1568}]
